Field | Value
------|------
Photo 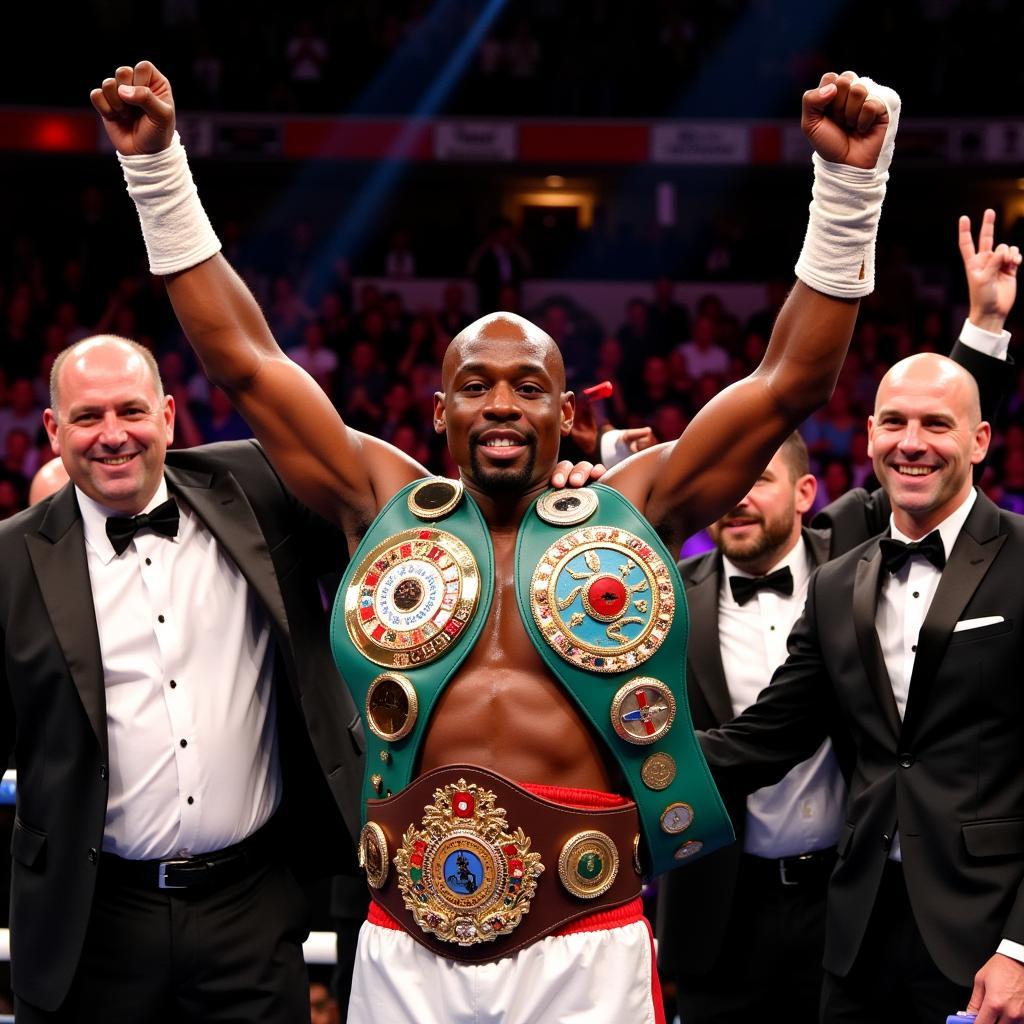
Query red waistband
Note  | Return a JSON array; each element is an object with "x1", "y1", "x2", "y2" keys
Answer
[
  {"x1": 367, "y1": 778, "x2": 639, "y2": 936},
  {"x1": 520, "y1": 780, "x2": 632, "y2": 810},
  {"x1": 368, "y1": 894, "x2": 644, "y2": 935}
]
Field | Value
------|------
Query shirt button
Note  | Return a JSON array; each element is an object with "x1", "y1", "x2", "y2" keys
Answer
[
  {"x1": 145, "y1": 557, "x2": 152, "y2": 566},
  {"x1": 911, "y1": 644, "x2": 917, "y2": 652},
  {"x1": 88, "y1": 848, "x2": 98, "y2": 864},
  {"x1": 180, "y1": 739, "x2": 188, "y2": 748},
  {"x1": 898, "y1": 753, "x2": 913, "y2": 769},
  {"x1": 169, "y1": 679, "x2": 177, "y2": 689},
  {"x1": 187, "y1": 796, "x2": 195, "y2": 805},
  {"x1": 912, "y1": 592, "x2": 919, "y2": 599},
  {"x1": 158, "y1": 614, "x2": 165, "y2": 623},
  {"x1": 769, "y1": 625, "x2": 776, "y2": 632}
]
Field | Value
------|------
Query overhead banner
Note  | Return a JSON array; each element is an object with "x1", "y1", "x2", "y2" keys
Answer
[
  {"x1": 434, "y1": 121, "x2": 516, "y2": 161},
  {"x1": 650, "y1": 123, "x2": 750, "y2": 165}
]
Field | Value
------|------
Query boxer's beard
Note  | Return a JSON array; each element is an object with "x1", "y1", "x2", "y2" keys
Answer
[{"x1": 468, "y1": 432, "x2": 539, "y2": 494}]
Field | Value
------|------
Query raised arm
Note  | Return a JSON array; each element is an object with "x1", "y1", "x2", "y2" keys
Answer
[
  {"x1": 606, "y1": 72, "x2": 899, "y2": 546},
  {"x1": 960, "y1": 207, "x2": 1021, "y2": 336},
  {"x1": 90, "y1": 61, "x2": 425, "y2": 535},
  {"x1": 952, "y1": 208, "x2": 1020, "y2": 425}
]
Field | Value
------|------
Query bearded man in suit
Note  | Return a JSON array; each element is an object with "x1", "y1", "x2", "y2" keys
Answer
[{"x1": 659, "y1": 433, "x2": 846, "y2": 1023}]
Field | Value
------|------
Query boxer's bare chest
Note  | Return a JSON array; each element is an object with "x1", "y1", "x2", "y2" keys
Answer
[{"x1": 418, "y1": 532, "x2": 616, "y2": 791}]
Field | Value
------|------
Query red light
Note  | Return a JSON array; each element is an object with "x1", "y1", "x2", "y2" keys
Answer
[{"x1": 34, "y1": 117, "x2": 76, "y2": 151}]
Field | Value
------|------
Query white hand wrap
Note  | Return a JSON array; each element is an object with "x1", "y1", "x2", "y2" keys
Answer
[
  {"x1": 118, "y1": 132, "x2": 221, "y2": 276},
  {"x1": 794, "y1": 77, "x2": 901, "y2": 299}
]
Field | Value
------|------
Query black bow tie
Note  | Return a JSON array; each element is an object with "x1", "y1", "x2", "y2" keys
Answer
[
  {"x1": 878, "y1": 530, "x2": 945, "y2": 574},
  {"x1": 729, "y1": 565, "x2": 794, "y2": 606},
  {"x1": 106, "y1": 498, "x2": 180, "y2": 556}
]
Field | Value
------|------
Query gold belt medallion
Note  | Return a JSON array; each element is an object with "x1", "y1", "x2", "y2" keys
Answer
[
  {"x1": 394, "y1": 778, "x2": 544, "y2": 946},
  {"x1": 530, "y1": 526, "x2": 675, "y2": 673},
  {"x1": 344, "y1": 527, "x2": 480, "y2": 668}
]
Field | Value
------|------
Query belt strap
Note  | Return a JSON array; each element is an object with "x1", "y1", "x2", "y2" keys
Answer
[
  {"x1": 364, "y1": 764, "x2": 642, "y2": 963},
  {"x1": 100, "y1": 816, "x2": 280, "y2": 890}
]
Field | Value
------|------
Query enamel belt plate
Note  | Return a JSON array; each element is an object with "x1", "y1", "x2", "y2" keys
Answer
[
  {"x1": 530, "y1": 526, "x2": 675, "y2": 673},
  {"x1": 345, "y1": 527, "x2": 480, "y2": 668},
  {"x1": 394, "y1": 779, "x2": 544, "y2": 946}
]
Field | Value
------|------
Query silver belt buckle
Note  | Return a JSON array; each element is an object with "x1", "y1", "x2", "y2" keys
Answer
[
  {"x1": 778, "y1": 856, "x2": 801, "y2": 887},
  {"x1": 158, "y1": 858, "x2": 191, "y2": 889}
]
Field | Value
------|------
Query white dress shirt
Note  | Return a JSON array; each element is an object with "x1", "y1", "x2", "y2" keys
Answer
[
  {"x1": 720, "y1": 539, "x2": 845, "y2": 857},
  {"x1": 78, "y1": 478, "x2": 282, "y2": 860},
  {"x1": 876, "y1": 489, "x2": 976, "y2": 733},
  {"x1": 958, "y1": 317, "x2": 1010, "y2": 360}
]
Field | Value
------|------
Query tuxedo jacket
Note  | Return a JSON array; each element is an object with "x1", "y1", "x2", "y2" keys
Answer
[
  {"x1": 699, "y1": 492, "x2": 1024, "y2": 986},
  {"x1": 0, "y1": 440, "x2": 365, "y2": 1010},
  {"x1": 657, "y1": 527, "x2": 851, "y2": 979}
]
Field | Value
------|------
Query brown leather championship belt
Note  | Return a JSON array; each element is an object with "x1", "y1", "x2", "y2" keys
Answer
[{"x1": 358, "y1": 764, "x2": 642, "y2": 962}]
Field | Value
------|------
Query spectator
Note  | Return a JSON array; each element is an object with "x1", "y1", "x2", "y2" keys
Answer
[
  {"x1": 384, "y1": 229, "x2": 417, "y2": 278},
  {"x1": 0, "y1": 480, "x2": 20, "y2": 520},
  {"x1": 194, "y1": 386, "x2": 253, "y2": 444},
  {"x1": 0, "y1": 379, "x2": 43, "y2": 451},
  {"x1": 677, "y1": 315, "x2": 730, "y2": 380},
  {"x1": 649, "y1": 276, "x2": 691, "y2": 354},
  {"x1": 309, "y1": 978, "x2": 340, "y2": 1024},
  {"x1": 467, "y1": 217, "x2": 532, "y2": 314},
  {"x1": 287, "y1": 320, "x2": 339, "y2": 396}
]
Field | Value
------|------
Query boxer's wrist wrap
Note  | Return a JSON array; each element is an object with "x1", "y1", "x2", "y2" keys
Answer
[
  {"x1": 118, "y1": 132, "x2": 221, "y2": 276},
  {"x1": 794, "y1": 77, "x2": 901, "y2": 299}
]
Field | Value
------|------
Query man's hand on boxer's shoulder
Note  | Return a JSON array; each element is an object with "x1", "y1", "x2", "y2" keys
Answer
[
  {"x1": 550, "y1": 461, "x2": 606, "y2": 489},
  {"x1": 90, "y1": 60, "x2": 175, "y2": 156}
]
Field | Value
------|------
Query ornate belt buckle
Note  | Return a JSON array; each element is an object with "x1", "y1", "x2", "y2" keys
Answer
[{"x1": 395, "y1": 778, "x2": 544, "y2": 946}]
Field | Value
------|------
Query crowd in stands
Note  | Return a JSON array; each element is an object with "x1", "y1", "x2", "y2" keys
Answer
[{"x1": 2, "y1": 185, "x2": 1023, "y2": 533}]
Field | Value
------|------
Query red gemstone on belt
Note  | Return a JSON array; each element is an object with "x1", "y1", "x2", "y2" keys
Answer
[{"x1": 453, "y1": 792, "x2": 475, "y2": 817}]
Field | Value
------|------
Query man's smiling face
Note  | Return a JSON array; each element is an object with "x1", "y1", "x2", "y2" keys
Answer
[
  {"x1": 44, "y1": 336, "x2": 174, "y2": 515},
  {"x1": 868, "y1": 353, "x2": 989, "y2": 538},
  {"x1": 434, "y1": 314, "x2": 573, "y2": 497}
]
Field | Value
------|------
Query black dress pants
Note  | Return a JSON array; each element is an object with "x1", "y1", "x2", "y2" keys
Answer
[
  {"x1": 675, "y1": 851, "x2": 832, "y2": 1024},
  {"x1": 820, "y1": 861, "x2": 970, "y2": 1024},
  {"x1": 15, "y1": 852, "x2": 310, "y2": 1024}
]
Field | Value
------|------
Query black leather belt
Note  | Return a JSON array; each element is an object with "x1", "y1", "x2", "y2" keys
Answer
[
  {"x1": 100, "y1": 816, "x2": 281, "y2": 891},
  {"x1": 741, "y1": 846, "x2": 837, "y2": 888}
]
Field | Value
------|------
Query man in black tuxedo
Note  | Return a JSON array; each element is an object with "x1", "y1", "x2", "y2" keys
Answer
[
  {"x1": 815, "y1": 209, "x2": 1017, "y2": 553},
  {"x1": 0, "y1": 335, "x2": 365, "y2": 1022},
  {"x1": 659, "y1": 212, "x2": 1020, "y2": 1023},
  {"x1": 699, "y1": 350, "x2": 1024, "y2": 1023},
  {"x1": 660, "y1": 432, "x2": 846, "y2": 1023}
]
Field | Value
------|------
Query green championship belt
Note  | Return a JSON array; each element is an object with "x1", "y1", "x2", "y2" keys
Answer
[
  {"x1": 331, "y1": 478, "x2": 734, "y2": 878},
  {"x1": 330, "y1": 478, "x2": 494, "y2": 822},
  {"x1": 516, "y1": 483, "x2": 733, "y2": 876}
]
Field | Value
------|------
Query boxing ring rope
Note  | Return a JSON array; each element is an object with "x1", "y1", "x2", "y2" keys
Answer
[{"x1": 0, "y1": 771, "x2": 338, "y2": 967}]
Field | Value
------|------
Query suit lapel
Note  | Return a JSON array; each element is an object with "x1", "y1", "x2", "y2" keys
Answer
[
  {"x1": 26, "y1": 486, "x2": 108, "y2": 752},
  {"x1": 852, "y1": 543, "x2": 902, "y2": 738},
  {"x1": 682, "y1": 555, "x2": 735, "y2": 725},
  {"x1": 900, "y1": 494, "x2": 1005, "y2": 743},
  {"x1": 803, "y1": 526, "x2": 831, "y2": 567},
  {"x1": 166, "y1": 463, "x2": 291, "y2": 642}
]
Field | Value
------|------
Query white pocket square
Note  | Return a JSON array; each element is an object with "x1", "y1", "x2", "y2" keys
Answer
[{"x1": 953, "y1": 616, "x2": 1005, "y2": 633}]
